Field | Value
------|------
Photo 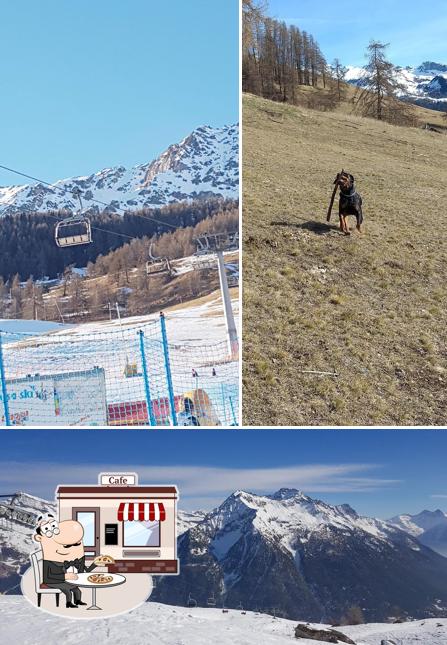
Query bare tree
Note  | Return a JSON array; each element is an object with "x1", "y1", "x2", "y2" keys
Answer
[
  {"x1": 341, "y1": 605, "x2": 364, "y2": 625},
  {"x1": 331, "y1": 58, "x2": 347, "y2": 101},
  {"x1": 242, "y1": 3, "x2": 327, "y2": 102},
  {"x1": 354, "y1": 41, "x2": 415, "y2": 125},
  {"x1": 242, "y1": 0, "x2": 267, "y2": 94}
]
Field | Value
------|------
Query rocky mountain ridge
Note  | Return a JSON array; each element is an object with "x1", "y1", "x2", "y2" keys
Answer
[{"x1": 0, "y1": 124, "x2": 238, "y2": 216}]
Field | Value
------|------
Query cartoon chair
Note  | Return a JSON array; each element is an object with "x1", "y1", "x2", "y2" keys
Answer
[{"x1": 30, "y1": 550, "x2": 61, "y2": 608}]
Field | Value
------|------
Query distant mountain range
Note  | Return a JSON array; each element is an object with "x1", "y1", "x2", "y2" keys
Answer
[
  {"x1": 3, "y1": 489, "x2": 447, "y2": 623},
  {"x1": 346, "y1": 61, "x2": 447, "y2": 112},
  {"x1": 153, "y1": 488, "x2": 447, "y2": 622},
  {"x1": 0, "y1": 124, "x2": 239, "y2": 216},
  {"x1": 389, "y1": 509, "x2": 447, "y2": 557}
]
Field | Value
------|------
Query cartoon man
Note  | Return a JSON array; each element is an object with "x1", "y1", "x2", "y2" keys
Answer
[{"x1": 33, "y1": 514, "x2": 98, "y2": 609}]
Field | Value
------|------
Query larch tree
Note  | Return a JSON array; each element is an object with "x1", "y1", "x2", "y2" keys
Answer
[
  {"x1": 354, "y1": 40, "x2": 415, "y2": 125},
  {"x1": 331, "y1": 58, "x2": 347, "y2": 101}
]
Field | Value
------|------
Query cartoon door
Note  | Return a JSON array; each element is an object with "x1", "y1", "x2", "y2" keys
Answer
[{"x1": 72, "y1": 507, "x2": 100, "y2": 558}]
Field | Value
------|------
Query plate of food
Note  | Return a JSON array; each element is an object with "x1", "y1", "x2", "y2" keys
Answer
[
  {"x1": 93, "y1": 554, "x2": 115, "y2": 566},
  {"x1": 87, "y1": 574, "x2": 114, "y2": 585}
]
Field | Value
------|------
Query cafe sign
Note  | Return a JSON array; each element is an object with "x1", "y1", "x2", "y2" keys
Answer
[{"x1": 98, "y1": 472, "x2": 138, "y2": 486}]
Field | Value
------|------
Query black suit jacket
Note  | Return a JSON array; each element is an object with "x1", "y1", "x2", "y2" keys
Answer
[{"x1": 42, "y1": 557, "x2": 96, "y2": 584}]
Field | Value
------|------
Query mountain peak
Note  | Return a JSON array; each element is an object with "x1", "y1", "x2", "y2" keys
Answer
[
  {"x1": 269, "y1": 487, "x2": 307, "y2": 500},
  {"x1": 416, "y1": 61, "x2": 447, "y2": 74}
]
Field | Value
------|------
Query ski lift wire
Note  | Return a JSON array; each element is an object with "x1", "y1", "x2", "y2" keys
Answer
[{"x1": 0, "y1": 163, "x2": 179, "y2": 230}]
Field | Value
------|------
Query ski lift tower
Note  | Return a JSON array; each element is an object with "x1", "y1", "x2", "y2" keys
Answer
[{"x1": 194, "y1": 231, "x2": 239, "y2": 360}]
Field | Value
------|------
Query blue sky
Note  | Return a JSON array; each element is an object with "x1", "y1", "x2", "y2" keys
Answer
[
  {"x1": 1, "y1": 430, "x2": 446, "y2": 518},
  {"x1": 0, "y1": 0, "x2": 238, "y2": 186},
  {"x1": 268, "y1": 0, "x2": 447, "y2": 68}
]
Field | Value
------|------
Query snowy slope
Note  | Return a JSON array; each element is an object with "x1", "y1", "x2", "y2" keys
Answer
[
  {"x1": 346, "y1": 60, "x2": 447, "y2": 110},
  {"x1": 0, "y1": 124, "x2": 239, "y2": 216},
  {"x1": 2, "y1": 596, "x2": 447, "y2": 644},
  {"x1": 0, "y1": 320, "x2": 70, "y2": 335},
  {"x1": 0, "y1": 290, "x2": 239, "y2": 426}
]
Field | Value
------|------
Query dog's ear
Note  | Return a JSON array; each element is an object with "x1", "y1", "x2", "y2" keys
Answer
[{"x1": 349, "y1": 174, "x2": 355, "y2": 183}]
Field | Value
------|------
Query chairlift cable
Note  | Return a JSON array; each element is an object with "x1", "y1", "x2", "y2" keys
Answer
[
  {"x1": 0, "y1": 163, "x2": 178, "y2": 230},
  {"x1": 0, "y1": 166, "x2": 145, "y2": 242}
]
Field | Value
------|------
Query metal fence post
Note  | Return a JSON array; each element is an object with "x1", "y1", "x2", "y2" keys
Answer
[
  {"x1": 138, "y1": 330, "x2": 157, "y2": 427},
  {"x1": 160, "y1": 312, "x2": 178, "y2": 426},
  {"x1": 0, "y1": 333, "x2": 11, "y2": 427},
  {"x1": 221, "y1": 383, "x2": 227, "y2": 426},
  {"x1": 228, "y1": 395, "x2": 237, "y2": 426}
]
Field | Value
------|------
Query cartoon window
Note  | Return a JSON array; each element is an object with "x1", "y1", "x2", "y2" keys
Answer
[{"x1": 123, "y1": 520, "x2": 160, "y2": 547}]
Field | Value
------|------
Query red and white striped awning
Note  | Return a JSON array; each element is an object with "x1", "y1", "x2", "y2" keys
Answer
[{"x1": 118, "y1": 502, "x2": 166, "y2": 522}]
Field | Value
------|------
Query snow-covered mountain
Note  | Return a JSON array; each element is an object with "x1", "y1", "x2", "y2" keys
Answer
[
  {"x1": 346, "y1": 60, "x2": 447, "y2": 111},
  {"x1": 0, "y1": 492, "x2": 55, "y2": 594},
  {"x1": 177, "y1": 509, "x2": 208, "y2": 536},
  {"x1": 5, "y1": 489, "x2": 447, "y2": 625},
  {"x1": 3, "y1": 596, "x2": 447, "y2": 645},
  {"x1": 153, "y1": 488, "x2": 447, "y2": 623},
  {"x1": 0, "y1": 124, "x2": 239, "y2": 216},
  {"x1": 389, "y1": 510, "x2": 447, "y2": 557}
]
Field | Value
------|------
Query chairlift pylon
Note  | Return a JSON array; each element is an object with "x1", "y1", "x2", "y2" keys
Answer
[{"x1": 54, "y1": 187, "x2": 92, "y2": 248}]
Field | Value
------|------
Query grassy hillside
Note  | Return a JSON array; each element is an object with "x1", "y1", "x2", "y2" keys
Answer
[{"x1": 243, "y1": 92, "x2": 447, "y2": 426}]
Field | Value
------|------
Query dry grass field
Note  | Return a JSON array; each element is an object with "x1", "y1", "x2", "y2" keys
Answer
[{"x1": 243, "y1": 92, "x2": 447, "y2": 426}]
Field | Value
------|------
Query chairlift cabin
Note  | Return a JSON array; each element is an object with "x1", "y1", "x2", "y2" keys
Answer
[
  {"x1": 207, "y1": 593, "x2": 217, "y2": 607},
  {"x1": 194, "y1": 231, "x2": 239, "y2": 256},
  {"x1": 55, "y1": 217, "x2": 92, "y2": 248},
  {"x1": 146, "y1": 258, "x2": 172, "y2": 276},
  {"x1": 193, "y1": 257, "x2": 216, "y2": 272},
  {"x1": 54, "y1": 188, "x2": 92, "y2": 248}
]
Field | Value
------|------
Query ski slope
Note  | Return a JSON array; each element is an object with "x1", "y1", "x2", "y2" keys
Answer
[
  {"x1": 0, "y1": 291, "x2": 239, "y2": 426},
  {"x1": 1, "y1": 596, "x2": 447, "y2": 644}
]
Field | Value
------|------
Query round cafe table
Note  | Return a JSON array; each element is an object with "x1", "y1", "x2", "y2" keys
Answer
[{"x1": 66, "y1": 573, "x2": 126, "y2": 610}]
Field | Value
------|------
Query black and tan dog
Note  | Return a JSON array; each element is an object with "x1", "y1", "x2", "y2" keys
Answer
[{"x1": 328, "y1": 171, "x2": 363, "y2": 235}]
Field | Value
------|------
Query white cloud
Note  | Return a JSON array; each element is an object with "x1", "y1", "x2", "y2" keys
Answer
[{"x1": 0, "y1": 461, "x2": 400, "y2": 510}]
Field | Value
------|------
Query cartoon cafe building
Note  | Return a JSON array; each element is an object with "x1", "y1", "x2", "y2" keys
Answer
[{"x1": 57, "y1": 473, "x2": 179, "y2": 575}]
